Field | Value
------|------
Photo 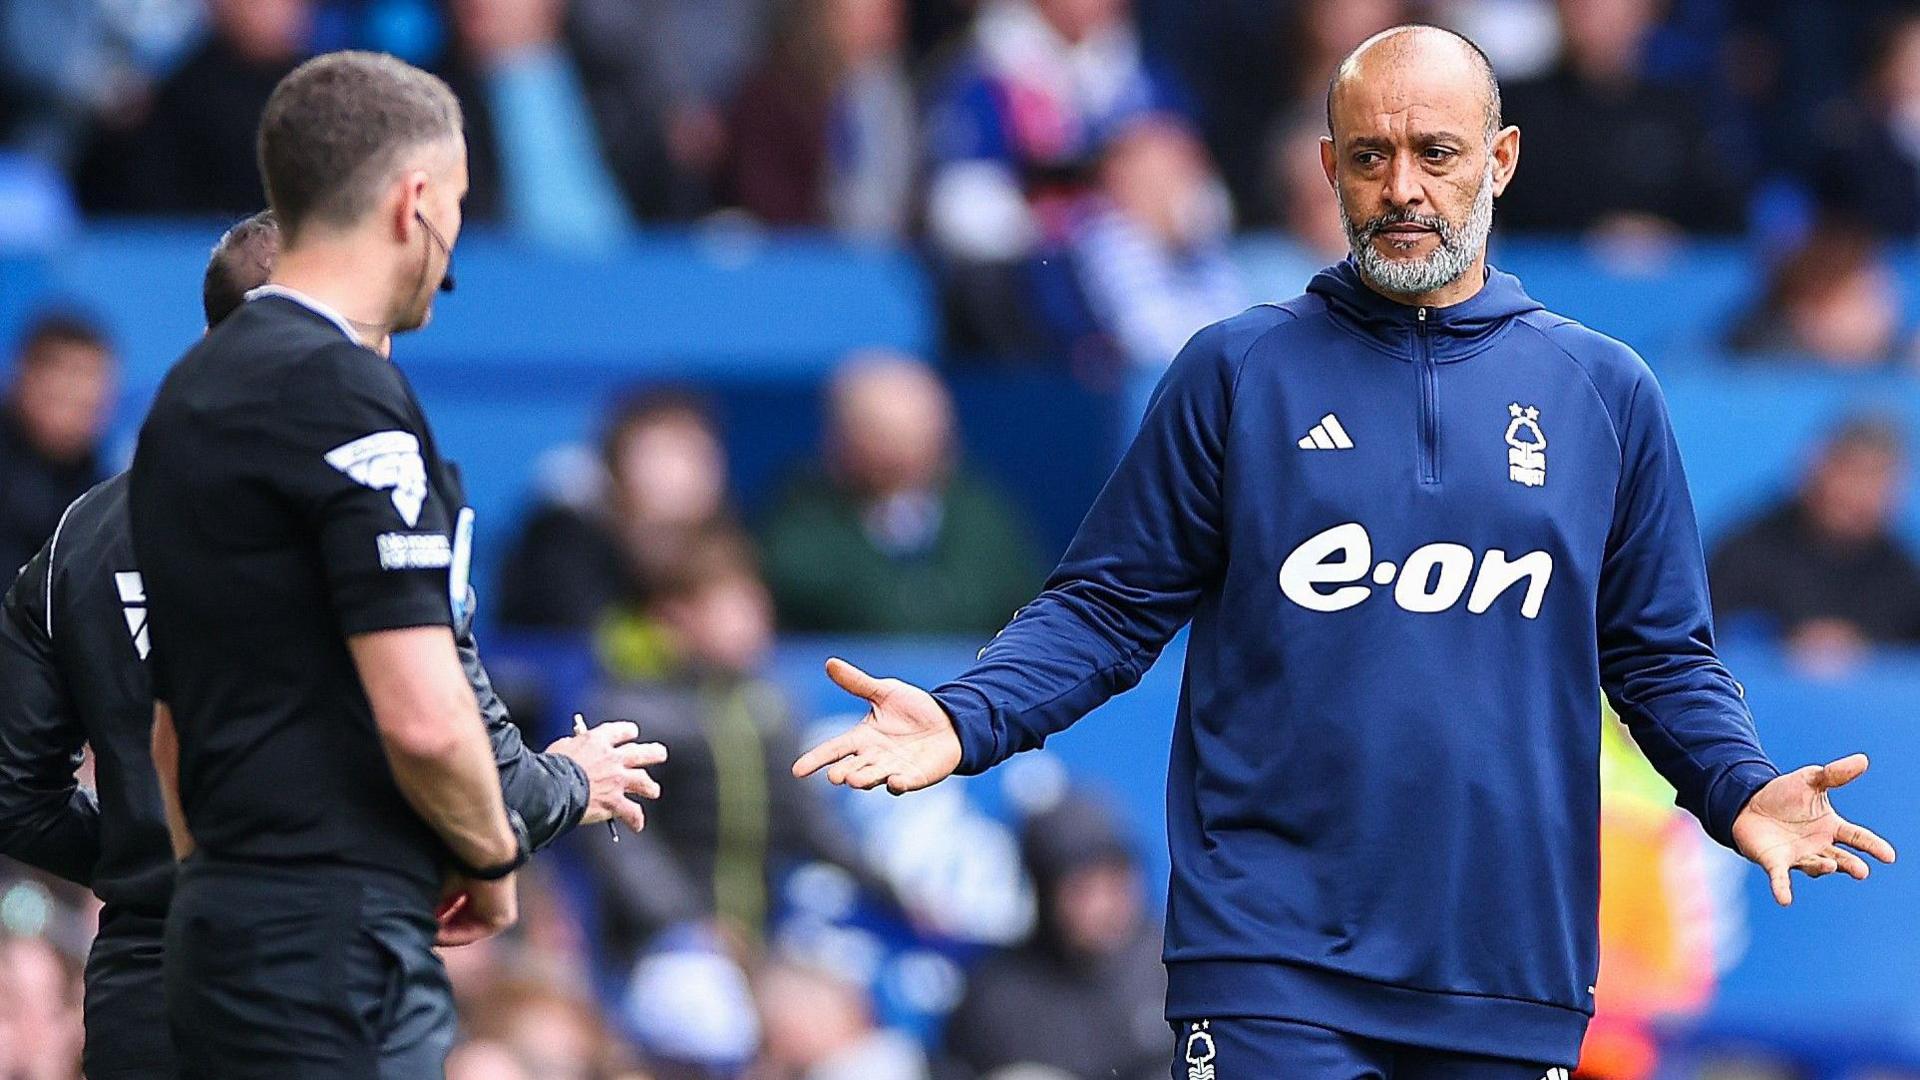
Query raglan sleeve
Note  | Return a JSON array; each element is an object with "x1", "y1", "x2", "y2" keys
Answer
[
  {"x1": 0, "y1": 533, "x2": 100, "y2": 885},
  {"x1": 1597, "y1": 362, "x2": 1779, "y2": 849},
  {"x1": 929, "y1": 315, "x2": 1248, "y2": 774},
  {"x1": 269, "y1": 343, "x2": 461, "y2": 636},
  {"x1": 460, "y1": 606, "x2": 588, "y2": 851}
]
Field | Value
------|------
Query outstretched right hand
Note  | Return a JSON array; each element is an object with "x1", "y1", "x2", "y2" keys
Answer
[
  {"x1": 791, "y1": 658, "x2": 962, "y2": 795},
  {"x1": 543, "y1": 720, "x2": 666, "y2": 833}
]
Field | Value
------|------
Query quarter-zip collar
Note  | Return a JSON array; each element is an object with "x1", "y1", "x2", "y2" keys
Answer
[{"x1": 1306, "y1": 258, "x2": 1543, "y2": 362}]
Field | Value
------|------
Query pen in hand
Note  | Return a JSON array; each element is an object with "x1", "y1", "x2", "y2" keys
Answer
[{"x1": 575, "y1": 713, "x2": 621, "y2": 843}]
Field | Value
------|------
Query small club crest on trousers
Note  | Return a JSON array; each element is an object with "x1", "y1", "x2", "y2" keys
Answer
[
  {"x1": 1185, "y1": 1020, "x2": 1216, "y2": 1080},
  {"x1": 1506, "y1": 403, "x2": 1546, "y2": 487}
]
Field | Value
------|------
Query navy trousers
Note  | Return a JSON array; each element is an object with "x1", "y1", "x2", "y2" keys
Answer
[{"x1": 1172, "y1": 1017, "x2": 1569, "y2": 1080}]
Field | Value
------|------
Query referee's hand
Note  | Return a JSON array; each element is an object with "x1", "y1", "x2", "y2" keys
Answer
[
  {"x1": 544, "y1": 720, "x2": 666, "y2": 833},
  {"x1": 792, "y1": 658, "x2": 962, "y2": 796},
  {"x1": 435, "y1": 874, "x2": 517, "y2": 947}
]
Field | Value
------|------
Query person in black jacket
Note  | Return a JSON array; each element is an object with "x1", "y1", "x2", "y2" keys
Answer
[
  {"x1": 1807, "y1": 13, "x2": 1920, "y2": 239},
  {"x1": 75, "y1": 0, "x2": 310, "y2": 216},
  {"x1": 0, "y1": 310, "x2": 114, "y2": 580},
  {"x1": 1497, "y1": 0, "x2": 1748, "y2": 236},
  {"x1": 1710, "y1": 415, "x2": 1920, "y2": 662},
  {"x1": 0, "y1": 209, "x2": 663, "y2": 1080},
  {"x1": 940, "y1": 794, "x2": 1165, "y2": 1080},
  {"x1": 497, "y1": 389, "x2": 734, "y2": 632},
  {"x1": 581, "y1": 527, "x2": 886, "y2": 972}
]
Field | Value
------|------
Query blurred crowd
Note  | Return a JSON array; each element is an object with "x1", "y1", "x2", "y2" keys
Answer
[
  {"x1": 497, "y1": 352, "x2": 1044, "y2": 639},
  {"x1": 6, "y1": 1, "x2": 1920, "y2": 1078},
  {"x1": 4, "y1": 0, "x2": 1919, "y2": 672},
  {"x1": 3, "y1": 297, "x2": 1916, "y2": 1078},
  {"x1": 3, "y1": 0, "x2": 1920, "y2": 369},
  {"x1": 0, "y1": 305, "x2": 1167, "y2": 1077},
  {"x1": 1, "y1": 769, "x2": 1169, "y2": 1080}
]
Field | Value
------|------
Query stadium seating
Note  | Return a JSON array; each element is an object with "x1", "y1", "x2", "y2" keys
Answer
[{"x1": 7, "y1": 226, "x2": 1920, "y2": 1067}]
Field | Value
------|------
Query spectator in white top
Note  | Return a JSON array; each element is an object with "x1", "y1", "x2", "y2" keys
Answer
[{"x1": 922, "y1": 0, "x2": 1182, "y2": 263}]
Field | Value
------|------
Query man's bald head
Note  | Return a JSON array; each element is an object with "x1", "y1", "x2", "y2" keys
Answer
[
  {"x1": 827, "y1": 350, "x2": 955, "y2": 497},
  {"x1": 1327, "y1": 24, "x2": 1501, "y2": 145},
  {"x1": 1317, "y1": 23, "x2": 1518, "y2": 302}
]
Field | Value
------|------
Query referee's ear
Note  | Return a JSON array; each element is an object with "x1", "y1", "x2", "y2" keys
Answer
[{"x1": 393, "y1": 169, "x2": 432, "y2": 244}]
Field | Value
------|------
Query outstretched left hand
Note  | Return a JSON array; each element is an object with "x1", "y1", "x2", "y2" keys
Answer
[{"x1": 1731, "y1": 753, "x2": 1896, "y2": 906}]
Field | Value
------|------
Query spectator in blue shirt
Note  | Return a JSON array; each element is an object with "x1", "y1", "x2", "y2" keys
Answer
[
  {"x1": 922, "y1": 0, "x2": 1183, "y2": 264},
  {"x1": 1073, "y1": 116, "x2": 1246, "y2": 374},
  {"x1": 441, "y1": 0, "x2": 635, "y2": 246}
]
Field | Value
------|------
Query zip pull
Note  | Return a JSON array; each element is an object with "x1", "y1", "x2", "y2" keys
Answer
[{"x1": 1413, "y1": 305, "x2": 1437, "y2": 483}]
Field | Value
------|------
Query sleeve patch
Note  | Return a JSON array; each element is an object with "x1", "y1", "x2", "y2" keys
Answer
[
  {"x1": 376, "y1": 532, "x2": 453, "y2": 570},
  {"x1": 325, "y1": 431, "x2": 428, "y2": 526},
  {"x1": 449, "y1": 507, "x2": 475, "y2": 622},
  {"x1": 115, "y1": 571, "x2": 150, "y2": 659}
]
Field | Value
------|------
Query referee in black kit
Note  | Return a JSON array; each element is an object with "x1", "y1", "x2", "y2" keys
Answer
[
  {"x1": 127, "y1": 52, "x2": 593, "y2": 1077},
  {"x1": 0, "y1": 213, "x2": 661, "y2": 1077}
]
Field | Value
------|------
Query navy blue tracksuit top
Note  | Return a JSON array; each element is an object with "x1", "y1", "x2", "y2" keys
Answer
[{"x1": 929, "y1": 260, "x2": 1779, "y2": 1066}]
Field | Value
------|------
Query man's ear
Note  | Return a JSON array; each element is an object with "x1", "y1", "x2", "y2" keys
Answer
[
  {"x1": 1319, "y1": 135, "x2": 1337, "y2": 188},
  {"x1": 1490, "y1": 125, "x2": 1520, "y2": 198},
  {"x1": 394, "y1": 169, "x2": 430, "y2": 240}
]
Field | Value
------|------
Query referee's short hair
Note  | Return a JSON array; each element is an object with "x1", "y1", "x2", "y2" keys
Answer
[
  {"x1": 257, "y1": 51, "x2": 463, "y2": 241},
  {"x1": 203, "y1": 211, "x2": 280, "y2": 326}
]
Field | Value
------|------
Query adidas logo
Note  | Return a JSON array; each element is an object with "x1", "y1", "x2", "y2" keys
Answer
[{"x1": 1297, "y1": 413, "x2": 1353, "y2": 450}]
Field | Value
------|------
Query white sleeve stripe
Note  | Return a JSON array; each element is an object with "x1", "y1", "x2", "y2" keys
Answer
[{"x1": 42, "y1": 494, "x2": 82, "y2": 640}]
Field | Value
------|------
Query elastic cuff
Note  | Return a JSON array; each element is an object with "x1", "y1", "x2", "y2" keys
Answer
[
  {"x1": 1706, "y1": 759, "x2": 1782, "y2": 849},
  {"x1": 929, "y1": 684, "x2": 997, "y2": 776},
  {"x1": 561, "y1": 753, "x2": 592, "y2": 832}
]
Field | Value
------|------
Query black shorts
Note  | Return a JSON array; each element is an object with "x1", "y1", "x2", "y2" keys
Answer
[
  {"x1": 164, "y1": 857, "x2": 454, "y2": 1080},
  {"x1": 84, "y1": 908, "x2": 173, "y2": 1080}
]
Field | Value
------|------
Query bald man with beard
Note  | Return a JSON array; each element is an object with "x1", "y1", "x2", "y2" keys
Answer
[{"x1": 797, "y1": 25, "x2": 1895, "y2": 1078}]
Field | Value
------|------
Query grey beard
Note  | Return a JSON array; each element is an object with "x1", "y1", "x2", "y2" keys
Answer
[{"x1": 1341, "y1": 162, "x2": 1495, "y2": 299}]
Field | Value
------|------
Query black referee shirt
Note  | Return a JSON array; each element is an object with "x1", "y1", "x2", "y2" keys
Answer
[
  {"x1": 130, "y1": 291, "x2": 472, "y2": 897},
  {"x1": 0, "y1": 474, "x2": 170, "y2": 913},
  {"x1": 0, "y1": 470, "x2": 590, "y2": 915}
]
